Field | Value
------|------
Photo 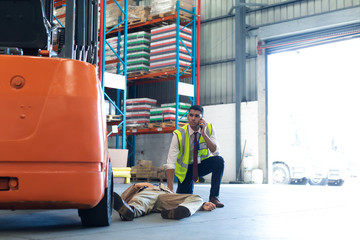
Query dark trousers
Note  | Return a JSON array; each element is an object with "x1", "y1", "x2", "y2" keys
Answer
[{"x1": 176, "y1": 156, "x2": 224, "y2": 200}]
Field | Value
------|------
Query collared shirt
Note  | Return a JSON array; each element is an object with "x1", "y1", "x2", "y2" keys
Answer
[{"x1": 164, "y1": 124, "x2": 220, "y2": 170}]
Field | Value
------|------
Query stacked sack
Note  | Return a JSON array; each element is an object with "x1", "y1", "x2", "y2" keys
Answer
[
  {"x1": 120, "y1": 31, "x2": 151, "y2": 74},
  {"x1": 105, "y1": 31, "x2": 151, "y2": 74},
  {"x1": 150, "y1": 102, "x2": 190, "y2": 124},
  {"x1": 126, "y1": 98, "x2": 157, "y2": 128},
  {"x1": 161, "y1": 102, "x2": 190, "y2": 123},
  {"x1": 150, "y1": 24, "x2": 192, "y2": 71},
  {"x1": 104, "y1": 36, "x2": 120, "y2": 73}
]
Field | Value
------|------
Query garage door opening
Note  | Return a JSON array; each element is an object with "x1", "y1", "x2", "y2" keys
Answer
[{"x1": 267, "y1": 37, "x2": 360, "y2": 186}]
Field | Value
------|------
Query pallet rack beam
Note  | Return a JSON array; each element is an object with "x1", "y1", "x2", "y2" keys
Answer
[
  {"x1": 128, "y1": 70, "x2": 191, "y2": 81},
  {"x1": 108, "y1": 127, "x2": 177, "y2": 137},
  {"x1": 129, "y1": 74, "x2": 192, "y2": 85}
]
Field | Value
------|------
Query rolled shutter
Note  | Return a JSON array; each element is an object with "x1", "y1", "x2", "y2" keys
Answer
[{"x1": 261, "y1": 23, "x2": 360, "y2": 55}]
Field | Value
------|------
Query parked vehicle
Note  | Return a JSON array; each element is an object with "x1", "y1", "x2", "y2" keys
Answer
[
  {"x1": 271, "y1": 147, "x2": 309, "y2": 185},
  {"x1": 308, "y1": 150, "x2": 347, "y2": 186},
  {"x1": 272, "y1": 146, "x2": 347, "y2": 186}
]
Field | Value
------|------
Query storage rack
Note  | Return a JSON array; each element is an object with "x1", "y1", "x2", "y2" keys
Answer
[
  {"x1": 105, "y1": 1, "x2": 198, "y2": 165},
  {"x1": 107, "y1": 0, "x2": 198, "y2": 129}
]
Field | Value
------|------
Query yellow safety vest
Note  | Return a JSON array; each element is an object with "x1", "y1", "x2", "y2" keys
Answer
[{"x1": 173, "y1": 123, "x2": 213, "y2": 183}]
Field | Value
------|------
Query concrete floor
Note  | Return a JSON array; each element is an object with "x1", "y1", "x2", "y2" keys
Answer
[{"x1": 0, "y1": 182, "x2": 359, "y2": 240}]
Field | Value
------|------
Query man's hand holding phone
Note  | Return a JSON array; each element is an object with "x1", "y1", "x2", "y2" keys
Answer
[{"x1": 199, "y1": 118, "x2": 206, "y2": 135}]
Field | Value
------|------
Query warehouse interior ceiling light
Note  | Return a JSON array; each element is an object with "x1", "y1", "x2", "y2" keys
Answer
[{"x1": 267, "y1": 37, "x2": 360, "y2": 185}]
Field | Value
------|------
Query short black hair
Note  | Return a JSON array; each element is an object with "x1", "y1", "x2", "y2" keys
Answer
[{"x1": 189, "y1": 105, "x2": 204, "y2": 115}]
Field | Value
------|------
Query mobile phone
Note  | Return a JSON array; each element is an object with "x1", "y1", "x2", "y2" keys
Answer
[{"x1": 199, "y1": 118, "x2": 203, "y2": 129}]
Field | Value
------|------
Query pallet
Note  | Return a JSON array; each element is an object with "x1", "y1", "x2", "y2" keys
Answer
[
  {"x1": 149, "y1": 121, "x2": 186, "y2": 128},
  {"x1": 107, "y1": 114, "x2": 122, "y2": 122},
  {"x1": 149, "y1": 67, "x2": 190, "y2": 74},
  {"x1": 128, "y1": 70, "x2": 149, "y2": 77},
  {"x1": 120, "y1": 18, "x2": 147, "y2": 27},
  {"x1": 126, "y1": 123, "x2": 149, "y2": 130},
  {"x1": 148, "y1": 10, "x2": 192, "y2": 21}
]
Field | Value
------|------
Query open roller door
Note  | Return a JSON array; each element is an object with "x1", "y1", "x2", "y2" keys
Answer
[{"x1": 266, "y1": 25, "x2": 360, "y2": 186}]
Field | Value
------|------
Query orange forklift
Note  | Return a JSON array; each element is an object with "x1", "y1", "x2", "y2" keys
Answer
[{"x1": 0, "y1": 0, "x2": 114, "y2": 227}]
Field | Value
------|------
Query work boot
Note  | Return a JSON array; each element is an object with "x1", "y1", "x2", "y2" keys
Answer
[
  {"x1": 209, "y1": 197, "x2": 224, "y2": 208},
  {"x1": 114, "y1": 192, "x2": 135, "y2": 221}
]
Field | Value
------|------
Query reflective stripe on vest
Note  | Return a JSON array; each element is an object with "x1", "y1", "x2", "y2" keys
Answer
[{"x1": 173, "y1": 123, "x2": 213, "y2": 183}]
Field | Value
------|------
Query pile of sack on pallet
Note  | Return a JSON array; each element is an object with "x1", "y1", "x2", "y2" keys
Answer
[
  {"x1": 150, "y1": 102, "x2": 190, "y2": 124},
  {"x1": 105, "y1": 31, "x2": 150, "y2": 74},
  {"x1": 106, "y1": 97, "x2": 190, "y2": 128},
  {"x1": 150, "y1": 24, "x2": 192, "y2": 71},
  {"x1": 131, "y1": 160, "x2": 167, "y2": 181},
  {"x1": 126, "y1": 98, "x2": 157, "y2": 128},
  {"x1": 105, "y1": 24, "x2": 193, "y2": 74}
]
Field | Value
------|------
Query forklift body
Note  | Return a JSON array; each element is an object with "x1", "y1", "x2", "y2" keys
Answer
[{"x1": 0, "y1": 0, "x2": 113, "y2": 227}]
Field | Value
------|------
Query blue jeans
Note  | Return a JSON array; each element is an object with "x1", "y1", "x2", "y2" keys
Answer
[{"x1": 176, "y1": 156, "x2": 224, "y2": 200}]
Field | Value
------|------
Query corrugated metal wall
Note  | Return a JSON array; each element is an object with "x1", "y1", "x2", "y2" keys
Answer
[
  {"x1": 200, "y1": 0, "x2": 236, "y2": 105},
  {"x1": 133, "y1": 0, "x2": 360, "y2": 105}
]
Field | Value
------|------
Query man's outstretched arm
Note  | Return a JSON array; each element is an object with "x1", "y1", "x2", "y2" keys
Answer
[
  {"x1": 166, "y1": 169, "x2": 175, "y2": 192},
  {"x1": 165, "y1": 134, "x2": 179, "y2": 192}
]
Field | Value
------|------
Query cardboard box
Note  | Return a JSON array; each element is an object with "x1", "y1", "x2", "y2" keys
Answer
[
  {"x1": 137, "y1": 160, "x2": 153, "y2": 167},
  {"x1": 108, "y1": 149, "x2": 128, "y2": 168}
]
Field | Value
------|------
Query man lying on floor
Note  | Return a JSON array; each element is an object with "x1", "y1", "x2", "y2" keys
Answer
[{"x1": 114, "y1": 182, "x2": 216, "y2": 221}]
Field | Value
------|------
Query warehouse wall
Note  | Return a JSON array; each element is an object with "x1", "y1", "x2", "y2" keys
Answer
[
  {"x1": 135, "y1": 0, "x2": 360, "y2": 106},
  {"x1": 121, "y1": 0, "x2": 360, "y2": 183},
  {"x1": 109, "y1": 103, "x2": 237, "y2": 182},
  {"x1": 109, "y1": 102, "x2": 262, "y2": 183}
]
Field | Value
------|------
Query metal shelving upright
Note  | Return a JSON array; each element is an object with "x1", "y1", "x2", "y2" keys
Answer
[
  {"x1": 174, "y1": 0, "x2": 197, "y2": 128},
  {"x1": 99, "y1": 0, "x2": 128, "y2": 149}
]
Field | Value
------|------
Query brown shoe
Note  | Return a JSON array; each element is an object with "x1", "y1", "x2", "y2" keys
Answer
[
  {"x1": 114, "y1": 192, "x2": 135, "y2": 221},
  {"x1": 210, "y1": 197, "x2": 224, "y2": 208},
  {"x1": 161, "y1": 206, "x2": 191, "y2": 220}
]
